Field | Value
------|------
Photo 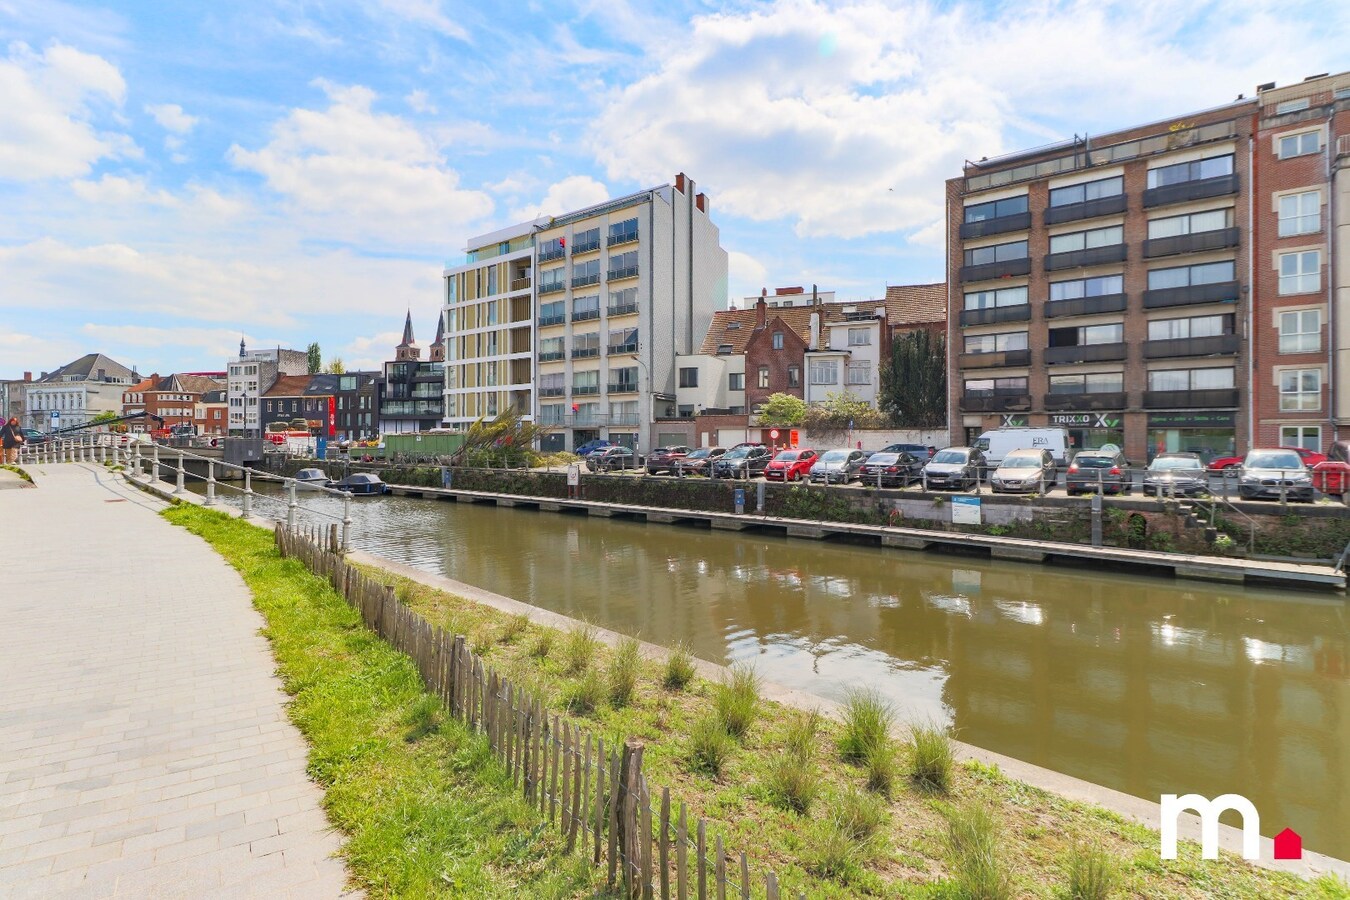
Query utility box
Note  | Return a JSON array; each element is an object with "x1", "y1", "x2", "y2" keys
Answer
[{"x1": 1312, "y1": 461, "x2": 1349, "y2": 497}]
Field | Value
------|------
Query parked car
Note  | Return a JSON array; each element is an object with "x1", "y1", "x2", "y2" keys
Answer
[
  {"x1": 763, "y1": 448, "x2": 817, "y2": 482},
  {"x1": 585, "y1": 446, "x2": 642, "y2": 472},
  {"x1": 645, "y1": 446, "x2": 692, "y2": 475},
  {"x1": 20, "y1": 428, "x2": 48, "y2": 445},
  {"x1": 1209, "y1": 446, "x2": 1326, "y2": 471},
  {"x1": 1238, "y1": 448, "x2": 1314, "y2": 502},
  {"x1": 990, "y1": 449, "x2": 1057, "y2": 494},
  {"x1": 1143, "y1": 452, "x2": 1209, "y2": 497},
  {"x1": 674, "y1": 446, "x2": 726, "y2": 476},
  {"x1": 859, "y1": 451, "x2": 925, "y2": 487},
  {"x1": 875, "y1": 443, "x2": 935, "y2": 462},
  {"x1": 923, "y1": 447, "x2": 984, "y2": 490},
  {"x1": 808, "y1": 448, "x2": 869, "y2": 484},
  {"x1": 710, "y1": 445, "x2": 772, "y2": 479},
  {"x1": 574, "y1": 439, "x2": 613, "y2": 457},
  {"x1": 1066, "y1": 450, "x2": 1132, "y2": 495}
]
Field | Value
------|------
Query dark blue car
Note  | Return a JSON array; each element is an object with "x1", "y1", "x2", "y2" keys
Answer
[{"x1": 574, "y1": 439, "x2": 613, "y2": 456}]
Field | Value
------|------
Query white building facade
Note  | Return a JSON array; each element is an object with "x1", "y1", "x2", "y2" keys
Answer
[
  {"x1": 26, "y1": 353, "x2": 136, "y2": 431},
  {"x1": 226, "y1": 344, "x2": 307, "y2": 438}
]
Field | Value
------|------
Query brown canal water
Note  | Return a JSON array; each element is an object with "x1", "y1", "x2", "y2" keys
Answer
[{"x1": 200, "y1": 482, "x2": 1350, "y2": 858}]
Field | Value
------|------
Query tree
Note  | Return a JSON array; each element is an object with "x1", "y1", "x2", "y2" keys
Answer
[
  {"x1": 802, "y1": 391, "x2": 886, "y2": 437},
  {"x1": 879, "y1": 329, "x2": 947, "y2": 428},
  {"x1": 306, "y1": 342, "x2": 321, "y2": 374},
  {"x1": 324, "y1": 357, "x2": 346, "y2": 374},
  {"x1": 91, "y1": 411, "x2": 120, "y2": 425},
  {"x1": 755, "y1": 392, "x2": 807, "y2": 426}
]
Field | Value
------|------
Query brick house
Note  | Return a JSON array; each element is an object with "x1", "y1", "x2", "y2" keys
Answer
[{"x1": 262, "y1": 375, "x2": 336, "y2": 436}]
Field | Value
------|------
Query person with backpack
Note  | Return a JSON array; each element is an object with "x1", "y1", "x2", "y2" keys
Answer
[{"x1": 1, "y1": 417, "x2": 25, "y2": 464}]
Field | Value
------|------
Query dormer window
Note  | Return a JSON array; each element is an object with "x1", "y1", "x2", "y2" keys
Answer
[{"x1": 717, "y1": 344, "x2": 734, "y2": 355}]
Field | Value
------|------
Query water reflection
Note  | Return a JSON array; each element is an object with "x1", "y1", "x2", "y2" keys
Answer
[{"x1": 199, "y1": 483, "x2": 1350, "y2": 858}]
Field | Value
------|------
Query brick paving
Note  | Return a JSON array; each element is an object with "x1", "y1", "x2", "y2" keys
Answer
[{"x1": 0, "y1": 464, "x2": 355, "y2": 899}]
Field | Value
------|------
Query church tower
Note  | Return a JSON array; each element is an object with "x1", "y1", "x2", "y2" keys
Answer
[{"x1": 394, "y1": 311, "x2": 421, "y2": 361}]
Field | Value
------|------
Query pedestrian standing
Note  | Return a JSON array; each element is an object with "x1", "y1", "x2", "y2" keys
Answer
[{"x1": 1, "y1": 417, "x2": 24, "y2": 464}]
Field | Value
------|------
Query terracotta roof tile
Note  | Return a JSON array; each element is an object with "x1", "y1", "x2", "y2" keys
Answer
[
  {"x1": 264, "y1": 374, "x2": 320, "y2": 397},
  {"x1": 698, "y1": 306, "x2": 817, "y2": 355},
  {"x1": 884, "y1": 282, "x2": 947, "y2": 326}
]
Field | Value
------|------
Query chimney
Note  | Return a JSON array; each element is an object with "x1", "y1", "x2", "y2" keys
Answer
[
  {"x1": 695, "y1": 192, "x2": 706, "y2": 212},
  {"x1": 23, "y1": 372, "x2": 31, "y2": 382},
  {"x1": 812, "y1": 284, "x2": 819, "y2": 306},
  {"x1": 809, "y1": 312, "x2": 821, "y2": 351},
  {"x1": 675, "y1": 172, "x2": 686, "y2": 193},
  {"x1": 756, "y1": 289, "x2": 767, "y2": 328}
]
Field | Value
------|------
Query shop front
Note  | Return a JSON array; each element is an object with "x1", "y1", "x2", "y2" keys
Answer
[
  {"x1": 1146, "y1": 412, "x2": 1236, "y2": 465},
  {"x1": 1047, "y1": 412, "x2": 1126, "y2": 456}
]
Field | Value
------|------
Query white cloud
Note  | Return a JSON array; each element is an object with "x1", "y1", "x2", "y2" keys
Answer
[
  {"x1": 372, "y1": 0, "x2": 468, "y2": 40},
  {"x1": 227, "y1": 81, "x2": 494, "y2": 246},
  {"x1": 341, "y1": 330, "x2": 405, "y2": 371},
  {"x1": 68, "y1": 174, "x2": 249, "y2": 218},
  {"x1": 727, "y1": 250, "x2": 768, "y2": 307},
  {"x1": 510, "y1": 174, "x2": 610, "y2": 221},
  {"x1": 405, "y1": 89, "x2": 437, "y2": 114},
  {"x1": 0, "y1": 41, "x2": 133, "y2": 181},
  {"x1": 144, "y1": 102, "x2": 197, "y2": 134}
]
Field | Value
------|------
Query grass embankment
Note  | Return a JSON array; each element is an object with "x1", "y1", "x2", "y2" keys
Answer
[
  {"x1": 361, "y1": 563, "x2": 1348, "y2": 900},
  {"x1": 0, "y1": 463, "x2": 33, "y2": 483},
  {"x1": 161, "y1": 505, "x2": 599, "y2": 899}
]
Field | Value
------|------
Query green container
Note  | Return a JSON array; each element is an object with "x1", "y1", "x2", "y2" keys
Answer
[{"x1": 382, "y1": 433, "x2": 466, "y2": 457}]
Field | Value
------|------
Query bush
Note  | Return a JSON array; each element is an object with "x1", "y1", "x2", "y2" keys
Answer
[
  {"x1": 764, "y1": 752, "x2": 819, "y2": 814},
  {"x1": 784, "y1": 709, "x2": 821, "y2": 762},
  {"x1": 945, "y1": 801, "x2": 1012, "y2": 900},
  {"x1": 561, "y1": 622, "x2": 600, "y2": 674},
  {"x1": 862, "y1": 738, "x2": 899, "y2": 797},
  {"x1": 910, "y1": 721, "x2": 954, "y2": 793},
  {"x1": 830, "y1": 786, "x2": 888, "y2": 842},
  {"x1": 713, "y1": 663, "x2": 760, "y2": 739},
  {"x1": 1064, "y1": 840, "x2": 1119, "y2": 900},
  {"x1": 687, "y1": 715, "x2": 733, "y2": 777},
  {"x1": 839, "y1": 687, "x2": 894, "y2": 762},
  {"x1": 805, "y1": 820, "x2": 861, "y2": 880},
  {"x1": 500, "y1": 613, "x2": 530, "y2": 644},
  {"x1": 607, "y1": 636, "x2": 642, "y2": 707},
  {"x1": 564, "y1": 668, "x2": 605, "y2": 715},
  {"x1": 663, "y1": 642, "x2": 697, "y2": 690}
]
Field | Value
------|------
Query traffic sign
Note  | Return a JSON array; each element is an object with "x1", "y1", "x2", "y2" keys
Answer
[{"x1": 769, "y1": 428, "x2": 780, "y2": 440}]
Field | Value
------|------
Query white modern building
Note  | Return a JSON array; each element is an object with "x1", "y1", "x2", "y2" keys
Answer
[
  {"x1": 226, "y1": 341, "x2": 308, "y2": 438},
  {"x1": 25, "y1": 353, "x2": 137, "y2": 431}
]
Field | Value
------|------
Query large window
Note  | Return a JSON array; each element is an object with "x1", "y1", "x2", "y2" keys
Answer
[
  {"x1": 847, "y1": 327, "x2": 871, "y2": 346},
  {"x1": 540, "y1": 373, "x2": 565, "y2": 395},
  {"x1": 1280, "y1": 369, "x2": 1321, "y2": 411},
  {"x1": 1049, "y1": 225, "x2": 1123, "y2": 253},
  {"x1": 573, "y1": 227, "x2": 600, "y2": 252},
  {"x1": 1049, "y1": 274, "x2": 1122, "y2": 301},
  {"x1": 1049, "y1": 372, "x2": 1123, "y2": 394},
  {"x1": 572, "y1": 294, "x2": 600, "y2": 319},
  {"x1": 963, "y1": 240, "x2": 1027, "y2": 266},
  {"x1": 964, "y1": 286, "x2": 1027, "y2": 310},
  {"x1": 573, "y1": 259, "x2": 600, "y2": 284},
  {"x1": 1278, "y1": 131, "x2": 1320, "y2": 159},
  {"x1": 963, "y1": 195, "x2": 1027, "y2": 223},
  {"x1": 539, "y1": 300, "x2": 565, "y2": 324},
  {"x1": 846, "y1": 362, "x2": 870, "y2": 385},
  {"x1": 608, "y1": 218, "x2": 639, "y2": 245},
  {"x1": 1281, "y1": 425, "x2": 1320, "y2": 451},
  {"x1": 1278, "y1": 192, "x2": 1320, "y2": 237},
  {"x1": 608, "y1": 287, "x2": 638, "y2": 313},
  {"x1": 538, "y1": 336, "x2": 564, "y2": 359},
  {"x1": 758, "y1": 366, "x2": 770, "y2": 388},
  {"x1": 1148, "y1": 368, "x2": 1235, "y2": 391},
  {"x1": 809, "y1": 360, "x2": 838, "y2": 385},
  {"x1": 1148, "y1": 208, "x2": 1231, "y2": 238},
  {"x1": 1279, "y1": 309, "x2": 1320, "y2": 353},
  {"x1": 678, "y1": 367, "x2": 698, "y2": 388},
  {"x1": 1147, "y1": 154, "x2": 1233, "y2": 188},
  {"x1": 571, "y1": 332, "x2": 599, "y2": 356},
  {"x1": 1147, "y1": 314, "x2": 1233, "y2": 340},
  {"x1": 572, "y1": 370, "x2": 599, "y2": 392},
  {"x1": 1278, "y1": 250, "x2": 1321, "y2": 295},
  {"x1": 610, "y1": 367, "x2": 638, "y2": 389},
  {"x1": 608, "y1": 327, "x2": 638, "y2": 352},
  {"x1": 964, "y1": 331, "x2": 1027, "y2": 354},
  {"x1": 787, "y1": 365, "x2": 801, "y2": 387},
  {"x1": 728, "y1": 372, "x2": 744, "y2": 390},
  {"x1": 608, "y1": 250, "x2": 638, "y2": 279},
  {"x1": 1048, "y1": 176, "x2": 1123, "y2": 207},
  {"x1": 1148, "y1": 260, "x2": 1236, "y2": 290},
  {"x1": 964, "y1": 376, "x2": 1027, "y2": 396},
  {"x1": 772, "y1": 331, "x2": 784, "y2": 350},
  {"x1": 538, "y1": 267, "x2": 565, "y2": 292},
  {"x1": 1049, "y1": 323, "x2": 1123, "y2": 347}
]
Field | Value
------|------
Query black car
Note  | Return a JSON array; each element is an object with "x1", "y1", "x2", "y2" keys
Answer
[
  {"x1": 922, "y1": 447, "x2": 984, "y2": 490},
  {"x1": 674, "y1": 446, "x2": 726, "y2": 476},
  {"x1": 876, "y1": 443, "x2": 934, "y2": 462},
  {"x1": 1066, "y1": 450, "x2": 1132, "y2": 495},
  {"x1": 585, "y1": 446, "x2": 642, "y2": 472},
  {"x1": 710, "y1": 445, "x2": 772, "y2": 479},
  {"x1": 859, "y1": 451, "x2": 924, "y2": 487},
  {"x1": 645, "y1": 446, "x2": 692, "y2": 475},
  {"x1": 21, "y1": 428, "x2": 49, "y2": 445},
  {"x1": 1143, "y1": 453, "x2": 1209, "y2": 497}
]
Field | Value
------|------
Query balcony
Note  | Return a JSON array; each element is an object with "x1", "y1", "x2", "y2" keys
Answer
[
  {"x1": 379, "y1": 400, "x2": 442, "y2": 418},
  {"x1": 1142, "y1": 333, "x2": 1240, "y2": 359},
  {"x1": 572, "y1": 273, "x2": 601, "y2": 288},
  {"x1": 572, "y1": 238, "x2": 601, "y2": 254},
  {"x1": 1044, "y1": 342, "x2": 1128, "y2": 364},
  {"x1": 540, "y1": 387, "x2": 565, "y2": 398},
  {"x1": 538, "y1": 247, "x2": 565, "y2": 262},
  {"x1": 608, "y1": 302, "x2": 639, "y2": 316},
  {"x1": 1044, "y1": 194, "x2": 1127, "y2": 226},
  {"x1": 958, "y1": 349, "x2": 1032, "y2": 370},
  {"x1": 1143, "y1": 173, "x2": 1239, "y2": 209},
  {"x1": 1044, "y1": 293, "x2": 1128, "y2": 318},
  {"x1": 538, "y1": 282, "x2": 565, "y2": 295},
  {"x1": 607, "y1": 265, "x2": 639, "y2": 281},
  {"x1": 538, "y1": 314, "x2": 565, "y2": 327},
  {"x1": 545, "y1": 413, "x2": 641, "y2": 428},
  {"x1": 960, "y1": 391, "x2": 1032, "y2": 412},
  {"x1": 959, "y1": 257, "x2": 1031, "y2": 282},
  {"x1": 959, "y1": 304, "x2": 1031, "y2": 327},
  {"x1": 572, "y1": 385, "x2": 600, "y2": 395},
  {"x1": 607, "y1": 383, "x2": 639, "y2": 394},
  {"x1": 958, "y1": 211, "x2": 1031, "y2": 239},
  {"x1": 1143, "y1": 227, "x2": 1240, "y2": 259},
  {"x1": 537, "y1": 351, "x2": 565, "y2": 363},
  {"x1": 607, "y1": 342, "x2": 638, "y2": 355},
  {"x1": 1043, "y1": 392, "x2": 1128, "y2": 411},
  {"x1": 1144, "y1": 388, "x2": 1239, "y2": 409},
  {"x1": 571, "y1": 347, "x2": 600, "y2": 359},
  {"x1": 509, "y1": 276, "x2": 532, "y2": 292},
  {"x1": 607, "y1": 232, "x2": 639, "y2": 247},
  {"x1": 1142, "y1": 280, "x2": 1240, "y2": 309},
  {"x1": 572, "y1": 309, "x2": 600, "y2": 322},
  {"x1": 1043, "y1": 243, "x2": 1127, "y2": 271}
]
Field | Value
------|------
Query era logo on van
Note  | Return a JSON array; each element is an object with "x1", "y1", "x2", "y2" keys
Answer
[{"x1": 1160, "y1": 794, "x2": 1302, "y2": 861}]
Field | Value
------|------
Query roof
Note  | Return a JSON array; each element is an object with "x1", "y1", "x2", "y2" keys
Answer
[
  {"x1": 698, "y1": 306, "x2": 817, "y2": 355},
  {"x1": 201, "y1": 389, "x2": 227, "y2": 403},
  {"x1": 397, "y1": 311, "x2": 416, "y2": 347},
  {"x1": 264, "y1": 375, "x2": 324, "y2": 397},
  {"x1": 151, "y1": 374, "x2": 223, "y2": 395},
  {"x1": 125, "y1": 376, "x2": 158, "y2": 394},
  {"x1": 40, "y1": 353, "x2": 137, "y2": 384},
  {"x1": 884, "y1": 283, "x2": 947, "y2": 326}
]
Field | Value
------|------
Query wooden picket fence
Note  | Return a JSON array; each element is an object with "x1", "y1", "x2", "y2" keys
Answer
[{"x1": 275, "y1": 524, "x2": 802, "y2": 900}]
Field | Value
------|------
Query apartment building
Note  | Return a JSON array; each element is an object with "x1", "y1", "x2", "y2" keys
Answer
[
  {"x1": 1250, "y1": 73, "x2": 1350, "y2": 453},
  {"x1": 378, "y1": 312, "x2": 445, "y2": 434},
  {"x1": 27, "y1": 353, "x2": 138, "y2": 431},
  {"x1": 947, "y1": 102, "x2": 1258, "y2": 464},
  {"x1": 226, "y1": 341, "x2": 308, "y2": 437},
  {"x1": 444, "y1": 174, "x2": 728, "y2": 453},
  {"x1": 262, "y1": 374, "x2": 336, "y2": 436}
]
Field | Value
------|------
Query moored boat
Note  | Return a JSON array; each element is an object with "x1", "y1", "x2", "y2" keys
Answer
[
  {"x1": 295, "y1": 468, "x2": 329, "y2": 490},
  {"x1": 325, "y1": 472, "x2": 389, "y2": 495}
]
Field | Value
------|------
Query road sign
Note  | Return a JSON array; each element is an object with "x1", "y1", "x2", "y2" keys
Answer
[
  {"x1": 769, "y1": 428, "x2": 780, "y2": 440},
  {"x1": 50, "y1": 411, "x2": 60, "y2": 429}
]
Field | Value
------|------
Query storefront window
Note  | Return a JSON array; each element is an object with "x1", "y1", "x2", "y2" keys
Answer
[{"x1": 1146, "y1": 413, "x2": 1237, "y2": 465}]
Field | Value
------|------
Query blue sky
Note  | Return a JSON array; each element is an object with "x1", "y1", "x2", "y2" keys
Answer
[{"x1": 1, "y1": 0, "x2": 1346, "y2": 375}]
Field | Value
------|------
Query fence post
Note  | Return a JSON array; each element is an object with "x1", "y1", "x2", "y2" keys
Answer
[
  {"x1": 618, "y1": 741, "x2": 645, "y2": 898},
  {"x1": 205, "y1": 461, "x2": 217, "y2": 506},
  {"x1": 152, "y1": 442, "x2": 160, "y2": 482},
  {"x1": 242, "y1": 468, "x2": 253, "y2": 519},
  {"x1": 1279, "y1": 470, "x2": 1287, "y2": 507},
  {"x1": 131, "y1": 441, "x2": 141, "y2": 478},
  {"x1": 342, "y1": 492, "x2": 352, "y2": 552},
  {"x1": 287, "y1": 479, "x2": 298, "y2": 529},
  {"x1": 174, "y1": 449, "x2": 185, "y2": 494}
]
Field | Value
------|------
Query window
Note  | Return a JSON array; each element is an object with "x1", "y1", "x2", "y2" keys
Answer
[
  {"x1": 1048, "y1": 372, "x2": 1124, "y2": 394},
  {"x1": 1147, "y1": 314, "x2": 1233, "y2": 340},
  {"x1": 486, "y1": 266, "x2": 497, "y2": 296},
  {"x1": 1281, "y1": 425, "x2": 1321, "y2": 451},
  {"x1": 963, "y1": 195, "x2": 1028, "y2": 223},
  {"x1": 1148, "y1": 368, "x2": 1235, "y2": 391},
  {"x1": 1278, "y1": 191, "x2": 1320, "y2": 237},
  {"x1": 964, "y1": 331, "x2": 1028, "y2": 354},
  {"x1": 572, "y1": 294, "x2": 600, "y2": 319},
  {"x1": 1048, "y1": 176, "x2": 1123, "y2": 207},
  {"x1": 608, "y1": 287, "x2": 638, "y2": 313},
  {"x1": 678, "y1": 367, "x2": 698, "y2": 388},
  {"x1": 964, "y1": 286, "x2": 1028, "y2": 310},
  {"x1": 1277, "y1": 130, "x2": 1320, "y2": 158},
  {"x1": 1278, "y1": 250, "x2": 1320, "y2": 295},
  {"x1": 1048, "y1": 323, "x2": 1123, "y2": 347},
  {"x1": 539, "y1": 300, "x2": 565, "y2": 324},
  {"x1": 846, "y1": 362, "x2": 871, "y2": 385},
  {"x1": 540, "y1": 373, "x2": 565, "y2": 394},
  {"x1": 787, "y1": 366, "x2": 801, "y2": 388},
  {"x1": 539, "y1": 404, "x2": 565, "y2": 425},
  {"x1": 772, "y1": 331, "x2": 784, "y2": 350},
  {"x1": 1049, "y1": 225, "x2": 1123, "y2": 253},
  {"x1": 572, "y1": 332, "x2": 599, "y2": 356},
  {"x1": 572, "y1": 370, "x2": 599, "y2": 392},
  {"x1": 1280, "y1": 369, "x2": 1321, "y2": 411},
  {"x1": 1147, "y1": 208, "x2": 1231, "y2": 238},
  {"x1": 757, "y1": 366, "x2": 770, "y2": 388},
  {"x1": 1049, "y1": 275, "x2": 1122, "y2": 301},
  {"x1": 538, "y1": 267, "x2": 566, "y2": 292},
  {"x1": 809, "y1": 360, "x2": 838, "y2": 385},
  {"x1": 964, "y1": 376, "x2": 1027, "y2": 396},
  {"x1": 1147, "y1": 260, "x2": 1236, "y2": 290},
  {"x1": 573, "y1": 227, "x2": 600, "y2": 251},
  {"x1": 539, "y1": 336, "x2": 564, "y2": 359},
  {"x1": 1279, "y1": 309, "x2": 1320, "y2": 353},
  {"x1": 610, "y1": 367, "x2": 638, "y2": 389},
  {"x1": 728, "y1": 373, "x2": 744, "y2": 391},
  {"x1": 1147, "y1": 154, "x2": 1233, "y2": 188},
  {"x1": 964, "y1": 240, "x2": 1028, "y2": 266},
  {"x1": 608, "y1": 327, "x2": 638, "y2": 352},
  {"x1": 608, "y1": 218, "x2": 639, "y2": 245},
  {"x1": 847, "y1": 327, "x2": 871, "y2": 346},
  {"x1": 1276, "y1": 98, "x2": 1311, "y2": 115},
  {"x1": 608, "y1": 250, "x2": 638, "y2": 279},
  {"x1": 573, "y1": 259, "x2": 600, "y2": 283}
]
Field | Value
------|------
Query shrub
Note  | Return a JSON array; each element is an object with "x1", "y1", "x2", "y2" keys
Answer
[
  {"x1": 564, "y1": 668, "x2": 605, "y2": 715},
  {"x1": 663, "y1": 642, "x2": 697, "y2": 690},
  {"x1": 830, "y1": 786, "x2": 888, "y2": 842},
  {"x1": 839, "y1": 687, "x2": 894, "y2": 762},
  {"x1": 784, "y1": 709, "x2": 821, "y2": 762},
  {"x1": 862, "y1": 738, "x2": 899, "y2": 797},
  {"x1": 500, "y1": 613, "x2": 530, "y2": 644},
  {"x1": 607, "y1": 636, "x2": 642, "y2": 707},
  {"x1": 687, "y1": 715, "x2": 733, "y2": 777},
  {"x1": 764, "y1": 752, "x2": 819, "y2": 814},
  {"x1": 1064, "y1": 840, "x2": 1119, "y2": 900},
  {"x1": 529, "y1": 628, "x2": 554, "y2": 659},
  {"x1": 713, "y1": 663, "x2": 760, "y2": 739},
  {"x1": 561, "y1": 622, "x2": 600, "y2": 674},
  {"x1": 945, "y1": 801, "x2": 1012, "y2": 900},
  {"x1": 805, "y1": 820, "x2": 865, "y2": 880},
  {"x1": 910, "y1": 721, "x2": 955, "y2": 793}
]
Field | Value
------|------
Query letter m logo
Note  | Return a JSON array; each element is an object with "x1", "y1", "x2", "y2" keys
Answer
[{"x1": 1160, "y1": 794, "x2": 1260, "y2": 861}]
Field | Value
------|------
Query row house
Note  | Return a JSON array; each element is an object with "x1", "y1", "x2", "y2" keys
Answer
[
  {"x1": 226, "y1": 341, "x2": 308, "y2": 438},
  {"x1": 197, "y1": 388, "x2": 227, "y2": 436},
  {"x1": 262, "y1": 374, "x2": 337, "y2": 437},
  {"x1": 334, "y1": 372, "x2": 379, "y2": 441},
  {"x1": 27, "y1": 353, "x2": 137, "y2": 431}
]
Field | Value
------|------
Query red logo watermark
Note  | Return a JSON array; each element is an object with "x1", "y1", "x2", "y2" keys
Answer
[{"x1": 1160, "y1": 794, "x2": 1301, "y2": 861}]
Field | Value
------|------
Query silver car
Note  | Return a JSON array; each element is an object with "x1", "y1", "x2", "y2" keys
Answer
[
  {"x1": 990, "y1": 449, "x2": 1056, "y2": 494},
  {"x1": 923, "y1": 447, "x2": 984, "y2": 491},
  {"x1": 808, "y1": 449, "x2": 868, "y2": 484},
  {"x1": 1238, "y1": 449, "x2": 1314, "y2": 502},
  {"x1": 1144, "y1": 453, "x2": 1209, "y2": 497}
]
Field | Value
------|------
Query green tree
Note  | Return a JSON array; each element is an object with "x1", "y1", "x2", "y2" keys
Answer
[
  {"x1": 324, "y1": 357, "x2": 346, "y2": 374},
  {"x1": 879, "y1": 329, "x2": 946, "y2": 428},
  {"x1": 801, "y1": 391, "x2": 886, "y2": 436},
  {"x1": 756, "y1": 392, "x2": 807, "y2": 426},
  {"x1": 91, "y1": 410, "x2": 120, "y2": 425},
  {"x1": 306, "y1": 342, "x2": 321, "y2": 374}
]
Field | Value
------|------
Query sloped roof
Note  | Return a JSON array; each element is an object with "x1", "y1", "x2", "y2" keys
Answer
[
  {"x1": 264, "y1": 375, "x2": 320, "y2": 397},
  {"x1": 884, "y1": 282, "x2": 947, "y2": 326},
  {"x1": 126, "y1": 376, "x2": 158, "y2": 394},
  {"x1": 41, "y1": 353, "x2": 137, "y2": 384},
  {"x1": 698, "y1": 306, "x2": 817, "y2": 355},
  {"x1": 150, "y1": 374, "x2": 223, "y2": 395}
]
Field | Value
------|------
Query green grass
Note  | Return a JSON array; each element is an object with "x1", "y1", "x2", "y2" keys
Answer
[
  {"x1": 945, "y1": 800, "x2": 1014, "y2": 900},
  {"x1": 762, "y1": 751, "x2": 819, "y2": 813},
  {"x1": 662, "y1": 641, "x2": 696, "y2": 690},
  {"x1": 686, "y1": 714, "x2": 734, "y2": 777},
  {"x1": 838, "y1": 687, "x2": 893, "y2": 763},
  {"x1": 560, "y1": 622, "x2": 600, "y2": 674},
  {"x1": 563, "y1": 668, "x2": 605, "y2": 716},
  {"x1": 606, "y1": 636, "x2": 642, "y2": 707},
  {"x1": 712, "y1": 662, "x2": 760, "y2": 739},
  {"x1": 160, "y1": 506, "x2": 599, "y2": 899},
  {"x1": 1063, "y1": 839, "x2": 1120, "y2": 900},
  {"x1": 910, "y1": 721, "x2": 955, "y2": 793}
]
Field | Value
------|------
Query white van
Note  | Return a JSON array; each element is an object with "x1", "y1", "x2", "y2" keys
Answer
[{"x1": 974, "y1": 427, "x2": 1070, "y2": 467}]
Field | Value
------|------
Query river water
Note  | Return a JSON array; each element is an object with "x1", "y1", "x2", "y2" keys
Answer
[{"x1": 199, "y1": 481, "x2": 1350, "y2": 858}]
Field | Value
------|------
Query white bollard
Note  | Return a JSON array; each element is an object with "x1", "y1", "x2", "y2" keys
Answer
[
  {"x1": 152, "y1": 443, "x2": 161, "y2": 482},
  {"x1": 287, "y1": 480, "x2": 298, "y2": 530},
  {"x1": 242, "y1": 469, "x2": 253, "y2": 518},
  {"x1": 205, "y1": 461, "x2": 217, "y2": 506},
  {"x1": 342, "y1": 492, "x2": 353, "y2": 552},
  {"x1": 175, "y1": 450, "x2": 185, "y2": 494}
]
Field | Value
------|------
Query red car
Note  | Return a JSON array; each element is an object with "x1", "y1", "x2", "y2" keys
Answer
[
  {"x1": 763, "y1": 448, "x2": 817, "y2": 482},
  {"x1": 1208, "y1": 446, "x2": 1326, "y2": 471}
]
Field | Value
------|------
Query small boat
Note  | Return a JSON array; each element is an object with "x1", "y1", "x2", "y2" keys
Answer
[
  {"x1": 325, "y1": 472, "x2": 389, "y2": 496},
  {"x1": 295, "y1": 468, "x2": 329, "y2": 490}
]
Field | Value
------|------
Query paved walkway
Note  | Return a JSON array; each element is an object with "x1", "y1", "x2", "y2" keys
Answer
[{"x1": 0, "y1": 464, "x2": 354, "y2": 899}]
